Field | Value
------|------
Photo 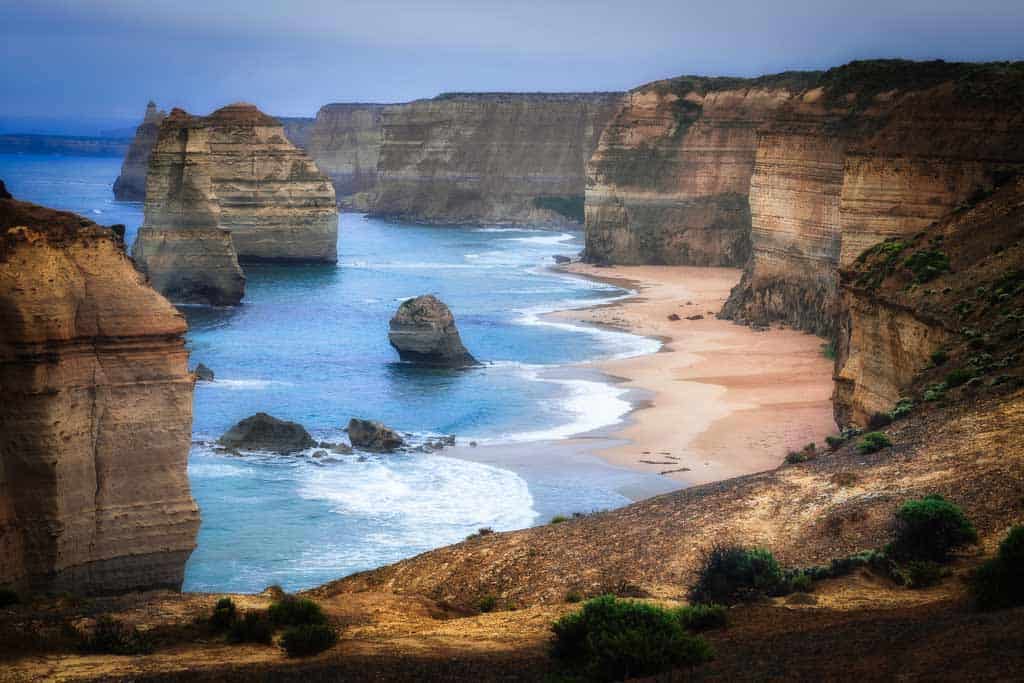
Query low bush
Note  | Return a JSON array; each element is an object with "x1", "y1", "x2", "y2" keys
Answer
[
  {"x1": 688, "y1": 544, "x2": 784, "y2": 605},
  {"x1": 477, "y1": 595, "x2": 498, "y2": 613},
  {"x1": 466, "y1": 526, "x2": 494, "y2": 540},
  {"x1": 565, "y1": 590, "x2": 584, "y2": 603},
  {"x1": 904, "y1": 250, "x2": 950, "y2": 283},
  {"x1": 945, "y1": 367, "x2": 977, "y2": 388},
  {"x1": 904, "y1": 561, "x2": 945, "y2": 589},
  {"x1": 785, "y1": 443, "x2": 817, "y2": 464},
  {"x1": 227, "y1": 612, "x2": 274, "y2": 645},
  {"x1": 674, "y1": 603, "x2": 728, "y2": 632},
  {"x1": 789, "y1": 573, "x2": 813, "y2": 593},
  {"x1": 890, "y1": 398, "x2": 915, "y2": 420},
  {"x1": 280, "y1": 623, "x2": 337, "y2": 658},
  {"x1": 0, "y1": 587, "x2": 19, "y2": 608},
  {"x1": 890, "y1": 495, "x2": 977, "y2": 562},
  {"x1": 971, "y1": 525, "x2": 1024, "y2": 610},
  {"x1": 78, "y1": 615, "x2": 154, "y2": 655},
  {"x1": 867, "y1": 412, "x2": 893, "y2": 429},
  {"x1": 551, "y1": 596, "x2": 713, "y2": 681},
  {"x1": 268, "y1": 596, "x2": 327, "y2": 627},
  {"x1": 924, "y1": 382, "x2": 947, "y2": 401},
  {"x1": 209, "y1": 597, "x2": 237, "y2": 631},
  {"x1": 550, "y1": 515, "x2": 569, "y2": 524},
  {"x1": 930, "y1": 350, "x2": 949, "y2": 366},
  {"x1": 856, "y1": 432, "x2": 892, "y2": 454}
]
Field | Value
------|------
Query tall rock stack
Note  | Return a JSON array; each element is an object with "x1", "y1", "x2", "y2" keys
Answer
[
  {"x1": 112, "y1": 101, "x2": 166, "y2": 201},
  {"x1": 204, "y1": 103, "x2": 338, "y2": 262},
  {"x1": 0, "y1": 190, "x2": 199, "y2": 595},
  {"x1": 132, "y1": 108, "x2": 246, "y2": 306}
]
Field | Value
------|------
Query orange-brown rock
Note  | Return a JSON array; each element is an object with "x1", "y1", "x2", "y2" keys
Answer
[
  {"x1": 132, "y1": 108, "x2": 246, "y2": 306},
  {"x1": 0, "y1": 192, "x2": 199, "y2": 595},
  {"x1": 112, "y1": 101, "x2": 166, "y2": 201},
  {"x1": 585, "y1": 75, "x2": 815, "y2": 266},
  {"x1": 370, "y1": 93, "x2": 621, "y2": 226}
]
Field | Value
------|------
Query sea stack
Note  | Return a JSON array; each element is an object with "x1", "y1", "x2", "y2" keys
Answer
[
  {"x1": 388, "y1": 295, "x2": 477, "y2": 367},
  {"x1": 132, "y1": 108, "x2": 246, "y2": 306},
  {"x1": 112, "y1": 101, "x2": 166, "y2": 201},
  {"x1": 0, "y1": 191, "x2": 199, "y2": 595}
]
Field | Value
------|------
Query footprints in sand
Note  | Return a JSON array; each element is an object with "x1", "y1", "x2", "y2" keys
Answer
[{"x1": 637, "y1": 451, "x2": 692, "y2": 475}]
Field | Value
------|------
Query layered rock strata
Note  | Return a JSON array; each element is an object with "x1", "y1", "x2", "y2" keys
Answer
[
  {"x1": 307, "y1": 104, "x2": 390, "y2": 210},
  {"x1": 370, "y1": 93, "x2": 622, "y2": 226},
  {"x1": 585, "y1": 74, "x2": 816, "y2": 265},
  {"x1": 388, "y1": 295, "x2": 476, "y2": 367},
  {"x1": 0, "y1": 192, "x2": 199, "y2": 594},
  {"x1": 132, "y1": 109, "x2": 245, "y2": 306},
  {"x1": 112, "y1": 101, "x2": 166, "y2": 201},
  {"x1": 834, "y1": 176, "x2": 1024, "y2": 426},
  {"x1": 721, "y1": 61, "x2": 1024, "y2": 337}
]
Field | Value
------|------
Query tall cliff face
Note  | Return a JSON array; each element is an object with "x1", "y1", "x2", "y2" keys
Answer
[
  {"x1": 585, "y1": 75, "x2": 815, "y2": 265},
  {"x1": 721, "y1": 61, "x2": 1024, "y2": 337},
  {"x1": 133, "y1": 109, "x2": 246, "y2": 306},
  {"x1": 834, "y1": 176, "x2": 1024, "y2": 426},
  {"x1": 112, "y1": 102, "x2": 166, "y2": 201},
  {"x1": 278, "y1": 116, "x2": 316, "y2": 151},
  {"x1": 307, "y1": 104, "x2": 388, "y2": 210},
  {"x1": 0, "y1": 192, "x2": 199, "y2": 594},
  {"x1": 369, "y1": 93, "x2": 622, "y2": 226}
]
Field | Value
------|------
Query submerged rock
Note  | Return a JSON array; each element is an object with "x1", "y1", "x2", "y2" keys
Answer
[
  {"x1": 218, "y1": 412, "x2": 316, "y2": 454},
  {"x1": 347, "y1": 418, "x2": 405, "y2": 452},
  {"x1": 388, "y1": 295, "x2": 476, "y2": 367},
  {"x1": 193, "y1": 363, "x2": 215, "y2": 382},
  {"x1": 553, "y1": 254, "x2": 572, "y2": 264}
]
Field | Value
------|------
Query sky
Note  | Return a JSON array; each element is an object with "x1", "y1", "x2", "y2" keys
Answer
[{"x1": 1, "y1": 0, "x2": 1023, "y2": 135}]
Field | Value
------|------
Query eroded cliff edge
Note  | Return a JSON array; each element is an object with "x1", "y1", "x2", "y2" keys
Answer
[
  {"x1": 307, "y1": 103, "x2": 390, "y2": 210},
  {"x1": 0, "y1": 190, "x2": 199, "y2": 594},
  {"x1": 370, "y1": 92, "x2": 622, "y2": 226},
  {"x1": 112, "y1": 101, "x2": 166, "y2": 201}
]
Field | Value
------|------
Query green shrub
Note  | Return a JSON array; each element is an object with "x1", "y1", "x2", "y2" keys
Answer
[
  {"x1": 971, "y1": 525, "x2": 1024, "y2": 610},
  {"x1": 930, "y1": 350, "x2": 949, "y2": 366},
  {"x1": 477, "y1": 594, "x2": 498, "y2": 613},
  {"x1": 856, "y1": 432, "x2": 892, "y2": 454},
  {"x1": 550, "y1": 515, "x2": 569, "y2": 524},
  {"x1": 945, "y1": 367, "x2": 977, "y2": 388},
  {"x1": 890, "y1": 398, "x2": 915, "y2": 420},
  {"x1": 0, "y1": 587, "x2": 19, "y2": 608},
  {"x1": 209, "y1": 597, "x2": 237, "y2": 631},
  {"x1": 905, "y1": 250, "x2": 950, "y2": 283},
  {"x1": 924, "y1": 382, "x2": 947, "y2": 401},
  {"x1": 820, "y1": 342, "x2": 836, "y2": 360},
  {"x1": 280, "y1": 623, "x2": 337, "y2": 658},
  {"x1": 688, "y1": 544, "x2": 784, "y2": 605},
  {"x1": 890, "y1": 495, "x2": 978, "y2": 562},
  {"x1": 551, "y1": 596, "x2": 713, "y2": 681},
  {"x1": 674, "y1": 603, "x2": 728, "y2": 632},
  {"x1": 867, "y1": 412, "x2": 893, "y2": 429},
  {"x1": 904, "y1": 561, "x2": 945, "y2": 589},
  {"x1": 78, "y1": 615, "x2": 154, "y2": 655},
  {"x1": 565, "y1": 590, "x2": 584, "y2": 604},
  {"x1": 826, "y1": 435, "x2": 845, "y2": 449},
  {"x1": 227, "y1": 612, "x2": 274, "y2": 645},
  {"x1": 268, "y1": 596, "x2": 327, "y2": 627},
  {"x1": 789, "y1": 573, "x2": 813, "y2": 593},
  {"x1": 466, "y1": 526, "x2": 495, "y2": 540}
]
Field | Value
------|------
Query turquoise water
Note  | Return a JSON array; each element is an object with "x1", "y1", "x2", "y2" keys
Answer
[{"x1": 1, "y1": 154, "x2": 671, "y2": 592}]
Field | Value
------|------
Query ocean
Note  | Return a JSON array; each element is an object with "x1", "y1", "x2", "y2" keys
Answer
[{"x1": 0, "y1": 153, "x2": 673, "y2": 593}]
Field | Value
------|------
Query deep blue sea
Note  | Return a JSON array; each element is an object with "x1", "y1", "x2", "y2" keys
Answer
[{"x1": 1, "y1": 153, "x2": 670, "y2": 592}]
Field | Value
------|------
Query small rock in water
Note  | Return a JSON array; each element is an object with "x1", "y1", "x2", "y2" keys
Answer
[
  {"x1": 388, "y1": 294, "x2": 477, "y2": 367},
  {"x1": 469, "y1": 440, "x2": 478, "y2": 447},
  {"x1": 218, "y1": 412, "x2": 316, "y2": 454},
  {"x1": 347, "y1": 418, "x2": 405, "y2": 452},
  {"x1": 311, "y1": 450, "x2": 329, "y2": 458},
  {"x1": 193, "y1": 362, "x2": 215, "y2": 382},
  {"x1": 319, "y1": 441, "x2": 354, "y2": 454},
  {"x1": 552, "y1": 254, "x2": 572, "y2": 264}
]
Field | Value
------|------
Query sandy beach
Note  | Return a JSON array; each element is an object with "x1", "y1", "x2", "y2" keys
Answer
[{"x1": 552, "y1": 263, "x2": 838, "y2": 486}]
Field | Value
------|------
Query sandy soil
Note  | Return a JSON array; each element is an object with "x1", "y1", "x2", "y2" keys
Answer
[{"x1": 552, "y1": 263, "x2": 837, "y2": 485}]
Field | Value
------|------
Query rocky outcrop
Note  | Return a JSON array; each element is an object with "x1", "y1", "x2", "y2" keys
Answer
[
  {"x1": 0, "y1": 192, "x2": 199, "y2": 595},
  {"x1": 585, "y1": 74, "x2": 816, "y2": 265},
  {"x1": 307, "y1": 104, "x2": 389, "y2": 210},
  {"x1": 278, "y1": 116, "x2": 316, "y2": 151},
  {"x1": 113, "y1": 102, "x2": 166, "y2": 201},
  {"x1": 132, "y1": 108, "x2": 246, "y2": 306},
  {"x1": 370, "y1": 93, "x2": 621, "y2": 226},
  {"x1": 721, "y1": 61, "x2": 1024, "y2": 337},
  {"x1": 193, "y1": 363, "x2": 214, "y2": 382},
  {"x1": 388, "y1": 295, "x2": 476, "y2": 367},
  {"x1": 347, "y1": 418, "x2": 404, "y2": 452},
  {"x1": 218, "y1": 413, "x2": 316, "y2": 454},
  {"x1": 834, "y1": 175, "x2": 1024, "y2": 426}
]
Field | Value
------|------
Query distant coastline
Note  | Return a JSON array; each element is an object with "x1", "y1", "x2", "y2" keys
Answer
[{"x1": 0, "y1": 133, "x2": 130, "y2": 157}]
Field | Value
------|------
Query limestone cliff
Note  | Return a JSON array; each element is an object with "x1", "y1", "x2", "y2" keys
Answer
[
  {"x1": 721, "y1": 61, "x2": 1024, "y2": 336},
  {"x1": 112, "y1": 102, "x2": 166, "y2": 201},
  {"x1": 307, "y1": 103, "x2": 389, "y2": 210},
  {"x1": 0, "y1": 192, "x2": 199, "y2": 594},
  {"x1": 834, "y1": 175, "x2": 1024, "y2": 426},
  {"x1": 585, "y1": 74, "x2": 816, "y2": 265},
  {"x1": 278, "y1": 116, "x2": 316, "y2": 151},
  {"x1": 370, "y1": 93, "x2": 622, "y2": 226},
  {"x1": 132, "y1": 108, "x2": 246, "y2": 306}
]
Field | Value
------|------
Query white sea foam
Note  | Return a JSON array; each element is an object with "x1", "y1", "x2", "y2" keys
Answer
[
  {"x1": 506, "y1": 232, "x2": 575, "y2": 246},
  {"x1": 202, "y1": 378, "x2": 293, "y2": 390}
]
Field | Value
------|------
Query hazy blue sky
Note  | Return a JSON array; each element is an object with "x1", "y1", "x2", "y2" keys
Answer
[{"x1": 2, "y1": 0, "x2": 1023, "y2": 134}]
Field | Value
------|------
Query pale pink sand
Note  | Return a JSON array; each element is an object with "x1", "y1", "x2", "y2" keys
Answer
[{"x1": 552, "y1": 263, "x2": 838, "y2": 486}]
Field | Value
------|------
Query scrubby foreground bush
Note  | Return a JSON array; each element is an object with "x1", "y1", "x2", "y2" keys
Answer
[
  {"x1": 280, "y1": 623, "x2": 338, "y2": 658},
  {"x1": 688, "y1": 544, "x2": 784, "y2": 605},
  {"x1": 972, "y1": 525, "x2": 1024, "y2": 610},
  {"x1": 268, "y1": 595, "x2": 327, "y2": 627},
  {"x1": 890, "y1": 495, "x2": 977, "y2": 562},
  {"x1": 551, "y1": 596, "x2": 713, "y2": 681},
  {"x1": 78, "y1": 615, "x2": 154, "y2": 655}
]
